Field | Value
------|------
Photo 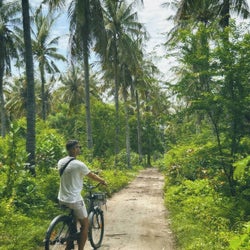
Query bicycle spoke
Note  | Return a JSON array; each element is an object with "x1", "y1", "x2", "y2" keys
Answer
[
  {"x1": 89, "y1": 210, "x2": 104, "y2": 248},
  {"x1": 45, "y1": 216, "x2": 76, "y2": 250}
]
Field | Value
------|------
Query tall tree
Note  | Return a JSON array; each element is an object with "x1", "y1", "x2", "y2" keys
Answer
[
  {"x1": 102, "y1": 0, "x2": 143, "y2": 164},
  {"x1": 32, "y1": 11, "x2": 66, "y2": 120},
  {"x1": 59, "y1": 65, "x2": 85, "y2": 111},
  {"x1": 68, "y1": 0, "x2": 107, "y2": 151},
  {"x1": 5, "y1": 76, "x2": 27, "y2": 120},
  {"x1": 22, "y1": 0, "x2": 36, "y2": 173},
  {"x1": 219, "y1": 0, "x2": 249, "y2": 28},
  {"x1": 42, "y1": 0, "x2": 107, "y2": 153},
  {"x1": 166, "y1": 0, "x2": 250, "y2": 195},
  {"x1": 0, "y1": 0, "x2": 21, "y2": 137},
  {"x1": 168, "y1": 0, "x2": 249, "y2": 30}
]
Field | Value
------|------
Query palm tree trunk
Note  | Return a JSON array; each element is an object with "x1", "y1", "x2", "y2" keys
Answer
[
  {"x1": 114, "y1": 43, "x2": 120, "y2": 166},
  {"x1": 220, "y1": 0, "x2": 230, "y2": 28},
  {"x1": 83, "y1": 46, "x2": 93, "y2": 151},
  {"x1": 122, "y1": 88, "x2": 131, "y2": 168},
  {"x1": 40, "y1": 65, "x2": 46, "y2": 120},
  {"x1": 22, "y1": 0, "x2": 36, "y2": 175},
  {"x1": 0, "y1": 35, "x2": 6, "y2": 137},
  {"x1": 135, "y1": 90, "x2": 143, "y2": 162}
]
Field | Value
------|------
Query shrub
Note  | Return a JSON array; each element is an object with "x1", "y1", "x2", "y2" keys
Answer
[
  {"x1": 164, "y1": 179, "x2": 232, "y2": 249},
  {"x1": 229, "y1": 222, "x2": 250, "y2": 249},
  {"x1": 36, "y1": 123, "x2": 65, "y2": 173}
]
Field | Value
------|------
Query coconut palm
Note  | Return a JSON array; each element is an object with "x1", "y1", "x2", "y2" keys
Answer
[
  {"x1": 5, "y1": 76, "x2": 27, "y2": 120},
  {"x1": 0, "y1": 0, "x2": 21, "y2": 137},
  {"x1": 102, "y1": 0, "x2": 144, "y2": 163},
  {"x1": 21, "y1": 0, "x2": 36, "y2": 173},
  {"x1": 219, "y1": 0, "x2": 249, "y2": 28},
  {"x1": 59, "y1": 65, "x2": 85, "y2": 111},
  {"x1": 68, "y1": 0, "x2": 107, "y2": 151},
  {"x1": 32, "y1": 11, "x2": 66, "y2": 120},
  {"x1": 168, "y1": 0, "x2": 249, "y2": 29},
  {"x1": 41, "y1": 0, "x2": 107, "y2": 151}
]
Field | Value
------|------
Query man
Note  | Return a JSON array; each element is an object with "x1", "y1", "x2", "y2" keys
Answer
[{"x1": 58, "y1": 139, "x2": 107, "y2": 250}]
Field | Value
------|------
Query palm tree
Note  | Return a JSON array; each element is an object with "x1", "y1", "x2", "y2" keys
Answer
[
  {"x1": 168, "y1": 0, "x2": 249, "y2": 29},
  {"x1": 5, "y1": 76, "x2": 27, "y2": 120},
  {"x1": 57, "y1": 65, "x2": 101, "y2": 111},
  {"x1": 22, "y1": 0, "x2": 36, "y2": 174},
  {"x1": 102, "y1": 0, "x2": 144, "y2": 164},
  {"x1": 32, "y1": 11, "x2": 66, "y2": 120},
  {"x1": 42, "y1": 0, "x2": 107, "y2": 152},
  {"x1": 59, "y1": 65, "x2": 85, "y2": 111},
  {"x1": 68, "y1": 0, "x2": 107, "y2": 151},
  {"x1": 0, "y1": 0, "x2": 21, "y2": 137},
  {"x1": 219, "y1": 0, "x2": 249, "y2": 28}
]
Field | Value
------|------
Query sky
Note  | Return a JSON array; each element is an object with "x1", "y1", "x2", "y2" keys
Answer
[
  {"x1": 136, "y1": 0, "x2": 175, "y2": 81},
  {"x1": 30, "y1": 0, "x2": 174, "y2": 80},
  {"x1": 25, "y1": 0, "x2": 250, "y2": 81}
]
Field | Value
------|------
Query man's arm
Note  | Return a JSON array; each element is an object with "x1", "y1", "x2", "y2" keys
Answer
[{"x1": 87, "y1": 172, "x2": 107, "y2": 186}]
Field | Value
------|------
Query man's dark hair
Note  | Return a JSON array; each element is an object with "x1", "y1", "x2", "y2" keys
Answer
[{"x1": 66, "y1": 140, "x2": 79, "y2": 151}]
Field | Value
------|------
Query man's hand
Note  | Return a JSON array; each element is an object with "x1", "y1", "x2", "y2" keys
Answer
[{"x1": 100, "y1": 180, "x2": 107, "y2": 186}]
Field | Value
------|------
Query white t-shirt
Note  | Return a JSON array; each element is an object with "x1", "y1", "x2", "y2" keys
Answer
[{"x1": 58, "y1": 156, "x2": 90, "y2": 203}]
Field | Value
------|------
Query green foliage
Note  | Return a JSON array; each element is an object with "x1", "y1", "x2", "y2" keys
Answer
[
  {"x1": 47, "y1": 103, "x2": 87, "y2": 146},
  {"x1": 12, "y1": 172, "x2": 46, "y2": 215},
  {"x1": 108, "y1": 149, "x2": 140, "y2": 169},
  {"x1": 0, "y1": 147, "x2": 140, "y2": 249},
  {"x1": 0, "y1": 199, "x2": 47, "y2": 250},
  {"x1": 160, "y1": 123, "x2": 250, "y2": 249},
  {"x1": 140, "y1": 113, "x2": 165, "y2": 161},
  {"x1": 161, "y1": 138, "x2": 220, "y2": 183},
  {"x1": 36, "y1": 120, "x2": 65, "y2": 172},
  {"x1": 233, "y1": 155, "x2": 250, "y2": 181},
  {"x1": 91, "y1": 101, "x2": 117, "y2": 157},
  {"x1": 164, "y1": 179, "x2": 234, "y2": 249},
  {"x1": 229, "y1": 222, "x2": 250, "y2": 249},
  {"x1": 0, "y1": 120, "x2": 28, "y2": 198}
]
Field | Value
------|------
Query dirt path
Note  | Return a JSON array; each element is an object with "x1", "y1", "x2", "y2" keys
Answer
[{"x1": 85, "y1": 168, "x2": 175, "y2": 250}]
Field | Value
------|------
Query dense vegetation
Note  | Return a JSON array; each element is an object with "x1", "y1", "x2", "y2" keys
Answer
[{"x1": 0, "y1": 0, "x2": 250, "y2": 249}]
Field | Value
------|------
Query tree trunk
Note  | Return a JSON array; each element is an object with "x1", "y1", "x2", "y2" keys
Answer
[
  {"x1": 220, "y1": 0, "x2": 230, "y2": 28},
  {"x1": 83, "y1": 46, "x2": 93, "y2": 152},
  {"x1": 123, "y1": 90, "x2": 131, "y2": 168},
  {"x1": 114, "y1": 43, "x2": 120, "y2": 166},
  {"x1": 40, "y1": 64, "x2": 46, "y2": 120},
  {"x1": 0, "y1": 33, "x2": 6, "y2": 137},
  {"x1": 22, "y1": 0, "x2": 36, "y2": 175},
  {"x1": 135, "y1": 90, "x2": 143, "y2": 162}
]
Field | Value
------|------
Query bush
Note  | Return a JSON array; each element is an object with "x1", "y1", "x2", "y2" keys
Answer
[
  {"x1": 0, "y1": 199, "x2": 47, "y2": 250},
  {"x1": 229, "y1": 222, "x2": 250, "y2": 249},
  {"x1": 36, "y1": 123, "x2": 65, "y2": 173},
  {"x1": 164, "y1": 179, "x2": 232, "y2": 249}
]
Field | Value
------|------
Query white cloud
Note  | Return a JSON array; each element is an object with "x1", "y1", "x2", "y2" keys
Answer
[{"x1": 136, "y1": 0, "x2": 175, "y2": 81}]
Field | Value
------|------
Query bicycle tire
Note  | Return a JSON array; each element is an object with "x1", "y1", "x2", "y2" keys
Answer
[
  {"x1": 44, "y1": 215, "x2": 76, "y2": 250},
  {"x1": 88, "y1": 208, "x2": 104, "y2": 249}
]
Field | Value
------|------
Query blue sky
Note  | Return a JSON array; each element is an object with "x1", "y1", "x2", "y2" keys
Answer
[
  {"x1": 23, "y1": 0, "x2": 250, "y2": 80},
  {"x1": 29, "y1": 0, "x2": 174, "y2": 79}
]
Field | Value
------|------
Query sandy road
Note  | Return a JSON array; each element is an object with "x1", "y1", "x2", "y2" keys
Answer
[{"x1": 85, "y1": 168, "x2": 175, "y2": 250}]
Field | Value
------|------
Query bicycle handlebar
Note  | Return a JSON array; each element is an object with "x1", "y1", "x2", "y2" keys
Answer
[{"x1": 83, "y1": 182, "x2": 101, "y2": 190}]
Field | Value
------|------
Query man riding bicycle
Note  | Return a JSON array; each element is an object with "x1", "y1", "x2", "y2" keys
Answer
[{"x1": 58, "y1": 139, "x2": 107, "y2": 250}]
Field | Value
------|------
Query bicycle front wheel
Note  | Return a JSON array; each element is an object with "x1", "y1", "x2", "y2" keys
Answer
[
  {"x1": 88, "y1": 209, "x2": 104, "y2": 249},
  {"x1": 44, "y1": 215, "x2": 76, "y2": 250}
]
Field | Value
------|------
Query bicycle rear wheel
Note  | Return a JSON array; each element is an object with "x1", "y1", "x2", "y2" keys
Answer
[
  {"x1": 44, "y1": 215, "x2": 76, "y2": 250},
  {"x1": 88, "y1": 209, "x2": 104, "y2": 249}
]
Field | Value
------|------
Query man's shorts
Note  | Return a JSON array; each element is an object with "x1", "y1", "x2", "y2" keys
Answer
[{"x1": 59, "y1": 200, "x2": 88, "y2": 219}]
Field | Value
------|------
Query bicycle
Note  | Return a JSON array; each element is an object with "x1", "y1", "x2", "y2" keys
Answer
[{"x1": 44, "y1": 183, "x2": 107, "y2": 250}]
